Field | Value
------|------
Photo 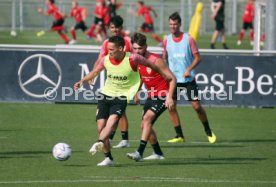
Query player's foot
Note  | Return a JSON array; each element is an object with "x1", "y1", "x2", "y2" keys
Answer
[
  {"x1": 69, "y1": 40, "x2": 77, "y2": 45},
  {"x1": 36, "y1": 30, "x2": 45, "y2": 37},
  {"x1": 143, "y1": 153, "x2": 165, "y2": 160},
  {"x1": 207, "y1": 132, "x2": 217, "y2": 144},
  {"x1": 210, "y1": 44, "x2": 216, "y2": 49},
  {"x1": 113, "y1": 140, "x2": 130, "y2": 148},
  {"x1": 95, "y1": 34, "x2": 103, "y2": 42},
  {"x1": 237, "y1": 40, "x2": 242, "y2": 46},
  {"x1": 250, "y1": 41, "x2": 254, "y2": 46},
  {"x1": 260, "y1": 41, "x2": 264, "y2": 47},
  {"x1": 223, "y1": 43, "x2": 229, "y2": 49},
  {"x1": 127, "y1": 151, "x2": 142, "y2": 161},
  {"x1": 167, "y1": 136, "x2": 185, "y2": 143},
  {"x1": 97, "y1": 157, "x2": 114, "y2": 166},
  {"x1": 89, "y1": 141, "x2": 104, "y2": 155}
]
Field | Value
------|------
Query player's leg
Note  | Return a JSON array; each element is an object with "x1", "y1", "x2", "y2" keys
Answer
[
  {"x1": 52, "y1": 19, "x2": 69, "y2": 44},
  {"x1": 69, "y1": 25, "x2": 77, "y2": 44},
  {"x1": 112, "y1": 113, "x2": 130, "y2": 148},
  {"x1": 167, "y1": 84, "x2": 185, "y2": 143},
  {"x1": 238, "y1": 22, "x2": 247, "y2": 45}
]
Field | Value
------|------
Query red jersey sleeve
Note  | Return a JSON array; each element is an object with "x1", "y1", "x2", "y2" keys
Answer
[{"x1": 129, "y1": 53, "x2": 148, "y2": 72}]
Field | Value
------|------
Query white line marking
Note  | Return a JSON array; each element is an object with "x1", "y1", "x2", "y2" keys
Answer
[{"x1": 0, "y1": 177, "x2": 275, "y2": 184}]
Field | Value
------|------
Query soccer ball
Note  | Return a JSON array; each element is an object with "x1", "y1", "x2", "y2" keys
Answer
[
  {"x1": 52, "y1": 143, "x2": 72, "y2": 161},
  {"x1": 10, "y1": 30, "x2": 17, "y2": 37}
]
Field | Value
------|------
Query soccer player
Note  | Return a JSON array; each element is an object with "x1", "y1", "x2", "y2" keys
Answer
[
  {"x1": 67, "y1": 0, "x2": 89, "y2": 44},
  {"x1": 163, "y1": 12, "x2": 216, "y2": 144},
  {"x1": 37, "y1": 0, "x2": 69, "y2": 44},
  {"x1": 237, "y1": 0, "x2": 255, "y2": 46},
  {"x1": 107, "y1": 0, "x2": 123, "y2": 18},
  {"x1": 127, "y1": 33, "x2": 176, "y2": 161},
  {"x1": 92, "y1": 15, "x2": 132, "y2": 149},
  {"x1": 210, "y1": 0, "x2": 229, "y2": 49},
  {"x1": 74, "y1": 36, "x2": 169, "y2": 166},
  {"x1": 131, "y1": 1, "x2": 163, "y2": 46}
]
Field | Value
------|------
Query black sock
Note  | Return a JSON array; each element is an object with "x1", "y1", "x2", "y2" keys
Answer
[
  {"x1": 202, "y1": 121, "x2": 212, "y2": 136},
  {"x1": 109, "y1": 131, "x2": 116, "y2": 140},
  {"x1": 121, "y1": 131, "x2": 128, "y2": 140},
  {"x1": 137, "y1": 140, "x2": 147, "y2": 156},
  {"x1": 222, "y1": 43, "x2": 229, "y2": 49},
  {"x1": 152, "y1": 141, "x2": 163, "y2": 156},
  {"x1": 104, "y1": 152, "x2": 113, "y2": 160},
  {"x1": 97, "y1": 139, "x2": 104, "y2": 143},
  {"x1": 174, "y1": 125, "x2": 184, "y2": 138},
  {"x1": 210, "y1": 43, "x2": 215, "y2": 49}
]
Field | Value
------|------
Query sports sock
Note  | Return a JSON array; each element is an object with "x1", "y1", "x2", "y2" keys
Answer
[
  {"x1": 151, "y1": 141, "x2": 163, "y2": 156},
  {"x1": 210, "y1": 43, "x2": 215, "y2": 49},
  {"x1": 59, "y1": 32, "x2": 69, "y2": 43},
  {"x1": 104, "y1": 152, "x2": 113, "y2": 160},
  {"x1": 250, "y1": 31, "x2": 254, "y2": 41},
  {"x1": 71, "y1": 30, "x2": 76, "y2": 40},
  {"x1": 152, "y1": 34, "x2": 162, "y2": 43},
  {"x1": 239, "y1": 31, "x2": 244, "y2": 41},
  {"x1": 109, "y1": 130, "x2": 116, "y2": 140},
  {"x1": 202, "y1": 121, "x2": 212, "y2": 136},
  {"x1": 137, "y1": 140, "x2": 147, "y2": 156},
  {"x1": 174, "y1": 125, "x2": 184, "y2": 138},
  {"x1": 121, "y1": 131, "x2": 128, "y2": 140}
]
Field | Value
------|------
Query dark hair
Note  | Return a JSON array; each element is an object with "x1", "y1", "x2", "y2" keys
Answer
[
  {"x1": 169, "y1": 12, "x2": 181, "y2": 24},
  {"x1": 138, "y1": 1, "x2": 144, "y2": 5},
  {"x1": 108, "y1": 15, "x2": 123, "y2": 28},
  {"x1": 131, "y1": 32, "x2": 147, "y2": 46},
  {"x1": 108, "y1": 36, "x2": 125, "y2": 48},
  {"x1": 49, "y1": 0, "x2": 55, "y2": 4}
]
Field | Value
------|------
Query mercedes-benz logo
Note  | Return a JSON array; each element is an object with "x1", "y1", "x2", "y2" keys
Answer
[{"x1": 18, "y1": 54, "x2": 62, "y2": 98}]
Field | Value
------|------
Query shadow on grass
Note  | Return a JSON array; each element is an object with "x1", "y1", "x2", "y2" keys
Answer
[{"x1": 115, "y1": 157, "x2": 267, "y2": 167}]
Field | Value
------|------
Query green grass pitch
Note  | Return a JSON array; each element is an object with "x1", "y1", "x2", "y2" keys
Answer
[{"x1": 0, "y1": 103, "x2": 276, "y2": 187}]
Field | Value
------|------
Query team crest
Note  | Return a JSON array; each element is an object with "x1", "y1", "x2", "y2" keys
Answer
[{"x1": 146, "y1": 67, "x2": 152, "y2": 74}]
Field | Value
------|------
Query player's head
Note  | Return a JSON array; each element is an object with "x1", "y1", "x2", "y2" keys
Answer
[
  {"x1": 72, "y1": 0, "x2": 78, "y2": 8},
  {"x1": 109, "y1": 15, "x2": 124, "y2": 36},
  {"x1": 108, "y1": 36, "x2": 125, "y2": 59},
  {"x1": 46, "y1": 0, "x2": 55, "y2": 4},
  {"x1": 168, "y1": 12, "x2": 181, "y2": 34},
  {"x1": 137, "y1": 1, "x2": 144, "y2": 7},
  {"x1": 131, "y1": 33, "x2": 147, "y2": 56}
]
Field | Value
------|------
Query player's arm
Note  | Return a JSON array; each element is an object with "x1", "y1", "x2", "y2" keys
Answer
[
  {"x1": 74, "y1": 58, "x2": 105, "y2": 90},
  {"x1": 37, "y1": 7, "x2": 50, "y2": 16},
  {"x1": 155, "y1": 58, "x2": 176, "y2": 111},
  {"x1": 210, "y1": 1, "x2": 222, "y2": 19},
  {"x1": 151, "y1": 7, "x2": 158, "y2": 18}
]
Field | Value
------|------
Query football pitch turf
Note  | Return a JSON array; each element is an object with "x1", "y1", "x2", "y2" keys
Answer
[
  {"x1": 0, "y1": 31, "x2": 255, "y2": 50},
  {"x1": 0, "y1": 103, "x2": 276, "y2": 187}
]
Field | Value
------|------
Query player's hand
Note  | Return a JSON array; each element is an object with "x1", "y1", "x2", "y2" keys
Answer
[
  {"x1": 183, "y1": 70, "x2": 191, "y2": 78},
  {"x1": 134, "y1": 93, "x2": 140, "y2": 105},
  {"x1": 37, "y1": 7, "x2": 43, "y2": 13},
  {"x1": 74, "y1": 80, "x2": 83, "y2": 90},
  {"x1": 165, "y1": 97, "x2": 175, "y2": 111},
  {"x1": 88, "y1": 79, "x2": 95, "y2": 86}
]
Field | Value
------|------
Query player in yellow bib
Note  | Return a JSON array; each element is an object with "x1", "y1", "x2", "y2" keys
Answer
[{"x1": 74, "y1": 36, "x2": 171, "y2": 166}]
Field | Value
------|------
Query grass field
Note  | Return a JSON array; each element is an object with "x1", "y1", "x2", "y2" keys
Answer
[
  {"x1": 0, "y1": 103, "x2": 276, "y2": 187},
  {"x1": 0, "y1": 31, "x2": 255, "y2": 50}
]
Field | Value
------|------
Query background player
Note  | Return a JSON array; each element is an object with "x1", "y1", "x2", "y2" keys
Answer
[
  {"x1": 130, "y1": 1, "x2": 163, "y2": 46},
  {"x1": 67, "y1": 0, "x2": 89, "y2": 44},
  {"x1": 37, "y1": 0, "x2": 69, "y2": 44}
]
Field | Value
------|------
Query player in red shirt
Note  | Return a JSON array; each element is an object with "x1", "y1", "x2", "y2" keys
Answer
[
  {"x1": 237, "y1": 0, "x2": 255, "y2": 46},
  {"x1": 127, "y1": 33, "x2": 176, "y2": 161},
  {"x1": 67, "y1": 0, "x2": 89, "y2": 44},
  {"x1": 37, "y1": 0, "x2": 69, "y2": 44},
  {"x1": 87, "y1": 0, "x2": 107, "y2": 42},
  {"x1": 131, "y1": 1, "x2": 163, "y2": 46}
]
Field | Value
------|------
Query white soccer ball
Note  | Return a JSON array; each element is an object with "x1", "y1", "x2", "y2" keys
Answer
[
  {"x1": 52, "y1": 143, "x2": 72, "y2": 161},
  {"x1": 10, "y1": 30, "x2": 17, "y2": 37}
]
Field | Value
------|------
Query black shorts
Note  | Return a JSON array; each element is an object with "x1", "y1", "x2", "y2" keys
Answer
[
  {"x1": 96, "y1": 94, "x2": 127, "y2": 120},
  {"x1": 51, "y1": 19, "x2": 64, "y2": 29},
  {"x1": 141, "y1": 23, "x2": 155, "y2": 32},
  {"x1": 94, "y1": 17, "x2": 103, "y2": 25},
  {"x1": 215, "y1": 18, "x2": 224, "y2": 31},
  {"x1": 243, "y1": 22, "x2": 253, "y2": 30},
  {"x1": 173, "y1": 80, "x2": 199, "y2": 101},
  {"x1": 75, "y1": 21, "x2": 88, "y2": 32},
  {"x1": 143, "y1": 96, "x2": 167, "y2": 125}
]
